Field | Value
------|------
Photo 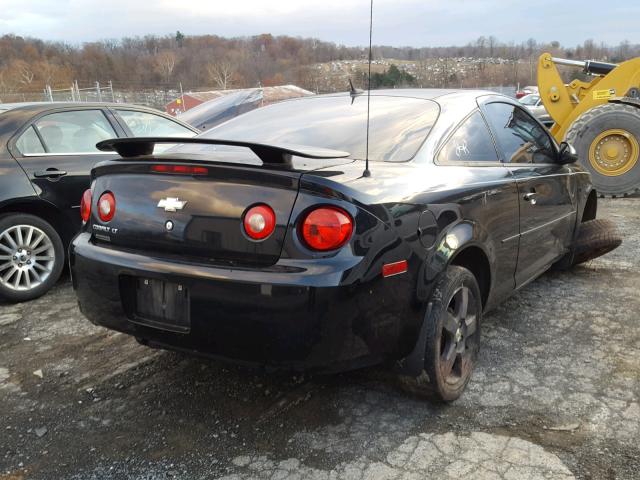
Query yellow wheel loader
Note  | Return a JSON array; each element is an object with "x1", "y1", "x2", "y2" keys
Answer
[{"x1": 537, "y1": 53, "x2": 640, "y2": 196}]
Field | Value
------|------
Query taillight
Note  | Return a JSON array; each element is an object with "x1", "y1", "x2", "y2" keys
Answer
[
  {"x1": 243, "y1": 204, "x2": 276, "y2": 240},
  {"x1": 97, "y1": 192, "x2": 116, "y2": 222},
  {"x1": 300, "y1": 206, "x2": 353, "y2": 251},
  {"x1": 151, "y1": 164, "x2": 208, "y2": 175},
  {"x1": 80, "y1": 189, "x2": 92, "y2": 223}
]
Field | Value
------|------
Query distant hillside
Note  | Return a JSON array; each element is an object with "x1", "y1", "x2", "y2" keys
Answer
[{"x1": 0, "y1": 32, "x2": 638, "y2": 95}]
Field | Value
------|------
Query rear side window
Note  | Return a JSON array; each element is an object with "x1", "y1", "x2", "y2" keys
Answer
[
  {"x1": 484, "y1": 102, "x2": 556, "y2": 164},
  {"x1": 34, "y1": 110, "x2": 117, "y2": 154},
  {"x1": 117, "y1": 110, "x2": 195, "y2": 138},
  {"x1": 437, "y1": 111, "x2": 498, "y2": 163},
  {"x1": 15, "y1": 126, "x2": 45, "y2": 155}
]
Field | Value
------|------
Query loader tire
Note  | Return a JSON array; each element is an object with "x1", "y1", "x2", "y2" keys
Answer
[
  {"x1": 565, "y1": 103, "x2": 640, "y2": 197},
  {"x1": 571, "y1": 218, "x2": 622, "y2": 266}
]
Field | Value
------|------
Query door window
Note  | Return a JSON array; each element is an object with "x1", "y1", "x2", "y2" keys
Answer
[
  {"x1": 15, "y1": 126, "x2": 45, "y2": 155},
  {"x1": 34, "y1": 110, "x2": 117, "y2": 154},
  {"x1": 484, "y1": 102, "x2": 556, "y2": 164},
  {"x1": 116, "y1": 110, "x2": 195, "y2": 138},
  {"x1": 437, "y1": 111, "x2": 498, "y2": 163}
]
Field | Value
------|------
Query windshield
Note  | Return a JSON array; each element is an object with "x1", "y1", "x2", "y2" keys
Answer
[
  {"x1": 519, "y1": 94, "x2": 540, "y2": 106},
  {"x1": 178, "y1": 89, "x2": 263, "y2": 131},
  {"x1": 174, "y1": 94, "x2": 440, "y2": 162}
]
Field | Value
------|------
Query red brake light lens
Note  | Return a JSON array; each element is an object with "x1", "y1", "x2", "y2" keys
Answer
[
  {"x1": 151, "y1": 164, "x2": 208, "y2": 175},
  {"x1": 243, "y1": 204, "x2": 276, "y2": 240},
  {"x1": 301, "y1": 207, "x2": 353, "y2": 251},
  {"x1": 80, "y1": 189, "x2": 92, "y2": 223},
  {"x1": 97, "y1": 192, "x2": 116, "y2": 222}
]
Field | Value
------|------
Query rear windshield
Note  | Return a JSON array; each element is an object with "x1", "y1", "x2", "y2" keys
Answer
[{"x1": 177, "y1": 95, "x2": 440, "y2": 162}]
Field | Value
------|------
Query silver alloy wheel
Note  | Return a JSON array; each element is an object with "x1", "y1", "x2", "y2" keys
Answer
[{"x1": 0, "y1": 224, "x2": 55, "y2": 292}]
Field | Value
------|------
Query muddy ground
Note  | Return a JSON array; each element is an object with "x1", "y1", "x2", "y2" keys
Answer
[{"x1": 1, "y1": 198, "x2": 639, "y2": 480}]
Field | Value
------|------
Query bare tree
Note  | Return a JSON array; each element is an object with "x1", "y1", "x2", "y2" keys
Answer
[
  {"x1": 11, "y1": 60, "x2": 35, "y2": 87},
  {"x1": 154, "y1": 50, "x2": 176, "y2": 83},
  {"x1": 476, "y1": 36, "x2": 487, "y2": 57},
  {"x1": 206, "y1": 61, "x2": 235, "y2": 90},
  {"x1": 38, "y1": 60, "x2": 56, "y2": 85},
  {"x1": 0, "y1": 69, "x2": 13, "y2": 94},
  {"x1": 488, "y1": 36, "x2": 497, "y2": 58},
  {"x1": 617, "y1": 40, "x2": 631, "y2": 61}
]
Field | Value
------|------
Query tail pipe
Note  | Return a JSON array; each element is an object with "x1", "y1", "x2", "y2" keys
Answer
[{"x1": 551, "y1": 57, "x2": 618, "y2": 76}]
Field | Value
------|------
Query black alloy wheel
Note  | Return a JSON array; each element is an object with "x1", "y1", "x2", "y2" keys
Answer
[{"x1": 402, "y1": 265, "x2": 482, "y2": 402}]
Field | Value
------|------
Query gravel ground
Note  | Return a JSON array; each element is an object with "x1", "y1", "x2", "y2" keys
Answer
[{"x1": 1, "y1": 198, "x2": 638, "y2": 480}]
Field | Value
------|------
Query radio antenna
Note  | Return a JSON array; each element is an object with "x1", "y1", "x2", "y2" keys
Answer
[{"x1": 363, "y1": 0, "x2": 373, "y2": 178}]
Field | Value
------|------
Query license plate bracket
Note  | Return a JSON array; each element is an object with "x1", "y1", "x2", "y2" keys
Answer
[{"x1": 132, "y1": 278, "x2": 190, "y2": 333}]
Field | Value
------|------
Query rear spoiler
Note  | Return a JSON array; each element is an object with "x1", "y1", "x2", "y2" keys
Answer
[{"x1": 96, "y1": 137, "x2": 350, "y2": 165}]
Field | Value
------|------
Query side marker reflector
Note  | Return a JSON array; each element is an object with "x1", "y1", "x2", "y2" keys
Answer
[{"x1": 382, "y1": 260, "x2": 408, "y2": 278}]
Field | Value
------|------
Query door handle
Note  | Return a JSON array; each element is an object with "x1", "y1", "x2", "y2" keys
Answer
[
  {"x1": 523, "y1": 192, "x2": 538, "y2": 205},
  {"x1": 33, "y1": 169, "x2": 67, "y2": 179}
]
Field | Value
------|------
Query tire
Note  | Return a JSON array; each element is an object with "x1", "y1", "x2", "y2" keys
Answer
[
  {"x1": 565, "y1": 103, "x2": 640, "y2": 197},
  {"x1": 0, "y1": 214, "x2": 65, "y2": 302},
  {"x1": 402, "y1": 266, "x2": 482, "y2": 402},
  {"x1": 571, "y1": 218, "x2": 622, "y2": 266}
]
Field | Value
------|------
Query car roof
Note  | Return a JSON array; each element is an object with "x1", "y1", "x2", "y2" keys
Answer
[
  {"x1": 0, "y1": 101, "x2": 198, "y2": 143},
  {"x1": 368, "y1": 88, "x2": 497, "y2": 100},
  {"x1": 0, "y1": 101, "x2": 161, "y2": 114},
  {"x1": 273, "y1": 88, "x2": 510, "y2": 108}
]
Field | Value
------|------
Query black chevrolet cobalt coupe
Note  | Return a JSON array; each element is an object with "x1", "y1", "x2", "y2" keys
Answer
[{"x1": 70, "y1": 90, "x2": 598, "y2": 401}]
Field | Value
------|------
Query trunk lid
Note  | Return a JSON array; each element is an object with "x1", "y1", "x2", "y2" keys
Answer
[{"x1": 90, "y1": 155, "x2": 353, "y2": 266}]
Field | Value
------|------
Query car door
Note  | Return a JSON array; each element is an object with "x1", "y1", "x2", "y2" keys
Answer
[
  {"x1": 435, "y1": 109, "x2": 520, "y2": 303},
  {"x1": 10, "y1": 108, "x2": 124, "y2": 229},
  {"x1": 482, "y1": 101, "x2": 577, "y2": 288}
]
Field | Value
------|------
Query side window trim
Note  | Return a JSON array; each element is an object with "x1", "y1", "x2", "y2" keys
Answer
[
  {"x1": 100, "y1": 107, "x2": 128, "y2": 138},
  {"x1": 31, "y1": 125, "x2": 48, "y2": 154},
  {"x1": 435, "y1": 109, "x2": 502, "y2": 166},
  {"x1": 481, "y1": 101, "x2": 558, "y2": 166}
]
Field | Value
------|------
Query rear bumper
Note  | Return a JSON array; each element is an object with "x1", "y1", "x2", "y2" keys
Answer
[{"x1": 70, "y1": 233, "x2": 418, "y2": 371}]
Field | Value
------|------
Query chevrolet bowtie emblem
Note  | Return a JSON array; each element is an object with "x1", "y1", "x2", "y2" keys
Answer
[{"x1": 157, "y1": 197, "x2": 187, "y2": 212}]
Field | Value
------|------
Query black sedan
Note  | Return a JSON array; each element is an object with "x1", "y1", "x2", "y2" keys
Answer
[
  {"x1": 0, "y1": 102, "x2": 197, "y2": 301},
  {"x1": 70, "y1": 90, "x2": 601, "y2": 401}
]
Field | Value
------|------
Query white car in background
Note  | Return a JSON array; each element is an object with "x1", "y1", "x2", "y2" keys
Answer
[{"x1": 519, "y1": 93, "x2": 553, "y2": 127}]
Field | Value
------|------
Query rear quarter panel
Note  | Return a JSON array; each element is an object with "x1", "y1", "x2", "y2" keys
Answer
[{"x1": 300, "y1": 159, "x2": 519, "y2": 357}]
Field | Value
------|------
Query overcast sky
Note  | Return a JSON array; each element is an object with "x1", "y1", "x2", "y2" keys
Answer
[{"x1": 0, "y1": 0, "x2": 637, "y2": 47}]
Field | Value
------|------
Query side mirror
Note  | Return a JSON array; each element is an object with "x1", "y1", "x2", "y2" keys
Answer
[{"x1": 558, "y1": 141, "x2": 578, "y2": 165}]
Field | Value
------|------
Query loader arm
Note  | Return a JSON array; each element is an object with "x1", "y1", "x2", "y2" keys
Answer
[{"x1": 537, "y1": 52, "x2": 640, "y2": 142}]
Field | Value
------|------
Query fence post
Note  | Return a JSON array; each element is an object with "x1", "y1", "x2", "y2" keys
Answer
[
  {"x1": 109, "y1": 81, "x2": 115, "y2": 102},
  {"x1": 71, "y1": 84, "x2": 76, "y2": 101},
  {"x1": 179, "y1": 82, "x2": 185, "y2": 114},
  {"x1": 96, "y1": 81, "x2": 102, "y2": 102}
]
